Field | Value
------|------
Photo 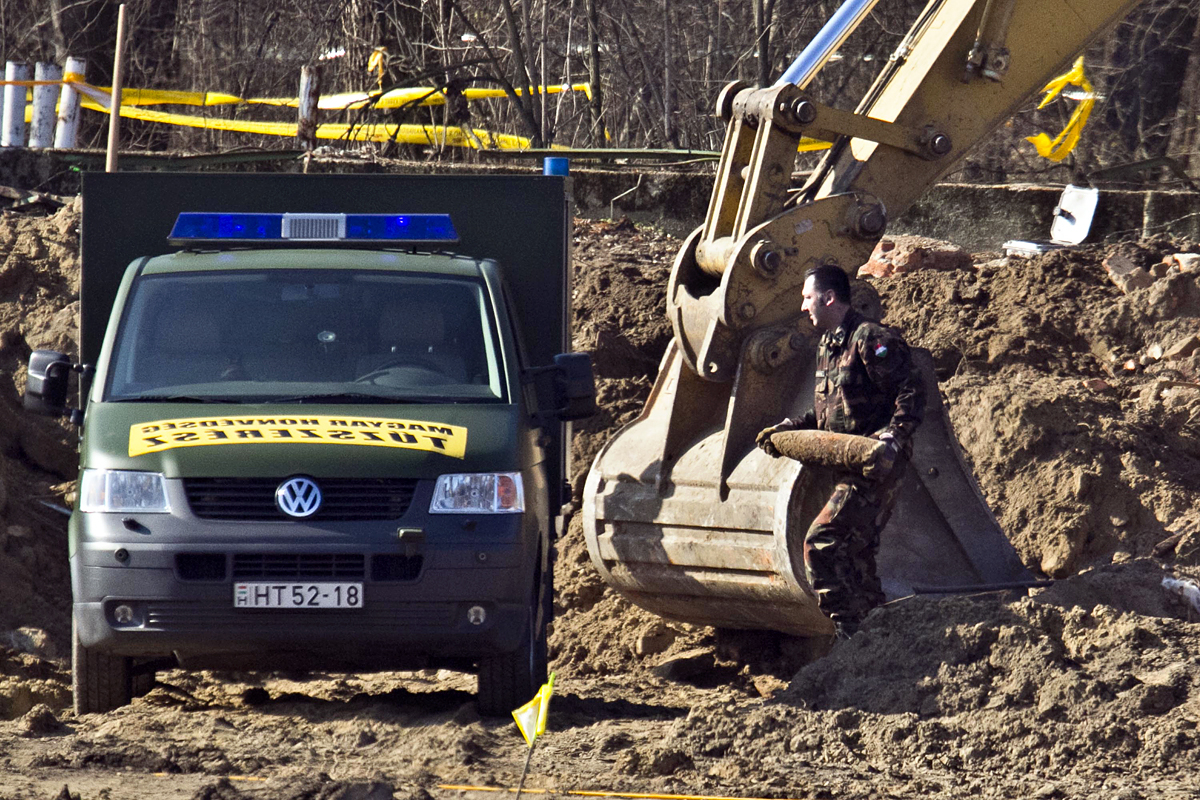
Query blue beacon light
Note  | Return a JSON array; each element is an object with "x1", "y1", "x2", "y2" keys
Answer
[
  {"x1": 345, "y1": 214, "x2": 458, "y2": 241},
  {"x1": 170, "y1": 213, "x2": 458, "y2": 243},
  {"x1": 170, "y1": 213, "x2": 282, "y2": 240}
]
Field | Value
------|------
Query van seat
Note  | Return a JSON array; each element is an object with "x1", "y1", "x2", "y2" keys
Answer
[
  {"x1": 357, "y1": 301, "x2": 467, "y2": 382},
  {"x1": 135, "y1": 299, "x2": 234, "y2": 386}
]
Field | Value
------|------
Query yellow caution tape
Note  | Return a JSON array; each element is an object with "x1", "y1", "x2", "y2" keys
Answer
[
  {"x1": 1, "y1": 77, "x2": 592, "y2": 110},
  {"x1": 75, "y1": 96, "x2": 534, "y2": 149},
  {"x1": 208, "y1": 83, "x2": 593, "y2": 110},
  {"x1": 319, "y1": 83, "x2": 594, "y2": 111},
  {"x1": 3, "y1": 76, "x2": 587, "y2": 149},
  {"x1": 1026, "y1": 56, "x2": 1094, "y2": 162},
  {"x1": 117, "y1": 88, "x2": 246, "y2": 106}
]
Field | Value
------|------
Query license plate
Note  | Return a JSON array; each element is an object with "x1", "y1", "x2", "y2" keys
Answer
[{"x1": 234, "y1": 582, "x2": 363, "y2": 609}]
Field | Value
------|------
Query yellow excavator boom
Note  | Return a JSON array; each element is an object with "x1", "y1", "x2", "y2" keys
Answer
[{"x1": 583, "y1": 0, "x2": 1145, "y2": 636}]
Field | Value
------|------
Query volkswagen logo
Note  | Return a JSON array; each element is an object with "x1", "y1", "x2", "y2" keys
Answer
[{"x1": 276, "y1": 476, "x2": 322, "y2": 518}]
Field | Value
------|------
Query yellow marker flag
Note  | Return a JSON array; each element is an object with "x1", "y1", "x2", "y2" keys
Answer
[
  {"x1": 1026, "y1": 55, "x2": 1095, "y2": 162},
  {"x1": 512, "y1": 672, "x2": 556, "y2": 747}
]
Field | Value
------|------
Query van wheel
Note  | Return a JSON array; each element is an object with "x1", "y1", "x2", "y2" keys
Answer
[
  {"x1": 131, "y1": 662, "x2": 157, "y2": 699},
  {"x1": 477, "y1": 573, "x2": 549, "y2": 717},
  {"x1": 72, "y1": 615, "x2": 133, "y2": 715}
]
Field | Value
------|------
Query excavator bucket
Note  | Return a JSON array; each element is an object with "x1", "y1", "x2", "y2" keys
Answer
[
  {"x1": 583, "y1": 343, "x2": 1031, "y2": 637},
  {"x1": 579, "y1": 0, "x2": 1144, "y2": 638}
]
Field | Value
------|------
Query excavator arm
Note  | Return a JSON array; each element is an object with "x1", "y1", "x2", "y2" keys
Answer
[{"x1": 583, "y1": 0, "x2": 1145, "y2": 636}]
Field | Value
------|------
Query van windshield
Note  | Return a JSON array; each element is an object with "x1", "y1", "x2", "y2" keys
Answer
[{"x1": 105, "y1": 270, "x2": 506, "y2": 403}]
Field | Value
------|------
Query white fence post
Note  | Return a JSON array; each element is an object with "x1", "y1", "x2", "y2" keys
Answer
[
  {"x1": 30, "y1": 62, "x2": 62, "y2": 148},
  {"x1": 55, "y1": 57, "x2": 87, "y2": 149},
  {"x1": 2, "y1": 62, "x2": 30, "y2": 148}
]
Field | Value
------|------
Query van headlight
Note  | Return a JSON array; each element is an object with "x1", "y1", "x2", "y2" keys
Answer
[
  {"x1": 79, "y1": 469, "x2": 172, "y2": 513},
  {"x1": 429, "y1": 473, "x2": 524, "y2": 514}
]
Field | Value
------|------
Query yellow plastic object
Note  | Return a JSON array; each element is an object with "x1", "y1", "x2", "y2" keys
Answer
[
  {"x1": 511, "y1": 672, "x2": 555, "y2": 747},
  {"x1": 367, "y1": 46, "x2": 389, "y2": 89},
  {"x1": 1026, "y1": 56, "x2": 1095, "y2": 162}
]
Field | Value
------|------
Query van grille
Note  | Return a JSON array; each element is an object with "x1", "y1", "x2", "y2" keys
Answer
[
  {"x1": 176, "y1": 553, "x2": 227, "y2": 581},
  {"x1": 175, "y1": 553, "x2": 422, "y2": 582},
  {"x1": 233, "y1": 553, "x2": 365, "y2": 579},
  {"x1": 183, "y1": 477, "x2": 418, "y2": 521},
  {"x1": 146, "y1": 601, "x2": 451, "y2": 628}
]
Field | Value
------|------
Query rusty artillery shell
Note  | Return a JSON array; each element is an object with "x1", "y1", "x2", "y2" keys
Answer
[{"x1": 769, "y1": 429, "x2": 885, "y2": 477}]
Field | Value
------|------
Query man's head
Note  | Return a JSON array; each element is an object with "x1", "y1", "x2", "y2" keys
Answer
[{"x1": 801, "y1": 264, "x2": 851, "y2": 332}]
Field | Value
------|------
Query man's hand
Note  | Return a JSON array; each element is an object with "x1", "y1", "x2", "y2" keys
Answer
[
  {"x1": 864, "y1": 432, "x2": 902, "y2": 480},
  {"x1": 756, "y1": 419, "x2": 801, "y2": 458}
]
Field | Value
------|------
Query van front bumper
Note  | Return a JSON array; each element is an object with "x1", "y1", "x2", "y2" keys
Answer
[{"x1": 70, "y1": 504, "x2": 538, "y2": 671}]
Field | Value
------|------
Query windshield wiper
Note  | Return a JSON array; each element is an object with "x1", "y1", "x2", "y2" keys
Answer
[
  {"x1": 267, "y1": 392, "x2": 432, "y2": 404},
  {"x1": 113, "y1": 394, "x2": 242, "y2": 403}
]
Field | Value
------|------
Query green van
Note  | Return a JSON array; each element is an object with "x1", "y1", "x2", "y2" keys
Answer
[{"x1": 25, "y1": 174, "x2": 592, "y2": 716}]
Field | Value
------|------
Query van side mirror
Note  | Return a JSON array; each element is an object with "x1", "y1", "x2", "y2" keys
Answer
[
  {"x1": 551, "y1": 352, "x2": 597, "y2": 421},
  {"x1": 526, "y1": 352, "x2": 597, "y2": 422},
  {"x1": 25, "y1": 350, "x2": 73, "y2": 417}
]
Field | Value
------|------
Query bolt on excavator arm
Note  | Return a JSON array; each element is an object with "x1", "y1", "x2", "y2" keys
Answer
[{"x1": 584, "y1": 0, "x2": 1145, "y2": 636}]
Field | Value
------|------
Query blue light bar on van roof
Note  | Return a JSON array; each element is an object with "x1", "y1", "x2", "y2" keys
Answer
[{"x1": 169, "y1": 213, "x2": 459, "y2": 244}]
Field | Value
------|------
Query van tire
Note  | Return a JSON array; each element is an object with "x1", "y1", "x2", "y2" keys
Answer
[
  {"x1": 72, "y1": 615, "x2": 133, "y2": 715},
  {"x1": 131, "y1": 663, "x2": 156, "y2": 699},
  {"x1": 477, "y1": 573, "x2": 548, "y2": 717}
]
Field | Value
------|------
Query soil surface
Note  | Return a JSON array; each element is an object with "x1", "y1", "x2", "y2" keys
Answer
[{"x1": 0, "y1": 205, "x2": 1198, "y2": 800}]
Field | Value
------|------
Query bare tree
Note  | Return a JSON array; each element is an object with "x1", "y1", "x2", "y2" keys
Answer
[{"x1": 5, "y1": 0, "x2": 1200, "y2": 182}]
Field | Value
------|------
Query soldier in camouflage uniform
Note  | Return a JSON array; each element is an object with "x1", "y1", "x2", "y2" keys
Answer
[{"x1": 756, "y1": 264, "x2": 924, "y2": 640}]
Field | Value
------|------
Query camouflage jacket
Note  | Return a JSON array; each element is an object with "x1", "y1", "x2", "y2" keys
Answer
[{"x1": 798, "y1": 309, "x2": 925, "y2": 443}]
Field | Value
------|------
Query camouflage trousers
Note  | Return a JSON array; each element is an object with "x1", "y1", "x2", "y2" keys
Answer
[{"x1": 803, "y1": 451, "x2": 908, "y2": 627}]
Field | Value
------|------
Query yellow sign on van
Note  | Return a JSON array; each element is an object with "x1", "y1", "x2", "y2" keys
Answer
[{"x1": 129, "y1": 415, "x2": 467, "y2": 458}]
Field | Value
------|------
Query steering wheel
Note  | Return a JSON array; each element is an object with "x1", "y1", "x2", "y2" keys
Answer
[{"x1": 354, "y1": 356, "x2": 447, "y2": 384}]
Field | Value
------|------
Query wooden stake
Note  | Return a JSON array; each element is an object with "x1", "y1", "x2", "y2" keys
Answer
[
  {"x1": 298, "y1": 65, "x2": 320, "y2": 172},
  {"x1": 513, "y1": 742, "x2": 536, "y2": 800},
  {"x1": 106, "y1": 4, "x2": 129, "y2": 173}
]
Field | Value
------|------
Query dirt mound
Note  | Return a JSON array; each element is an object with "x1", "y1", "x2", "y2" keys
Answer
[
  {"x1": 550, "y1": 514, "x2": 715, "y2": 680},
  {"x1": 876, "y1": 238, "x2": 1200, "y2": 382},
  {"x1": 0, "y1": 203, "x2": 80, "y2": 679},
  {"x1": 568, "y1": 218, "x2": 675, "y2": 489},
  {"x1": 552, "y1": 219, "x2": 712, "y2": 678},
  {"x1": 874, "y1": 240, "x2": 1200, "y2": 576},
  {"x1": 552, "y1": 220, "x2": 1200, "y2": 681},
  {"x1": 723, "y1": 561, "x2": 1200, "y2": 783},
  {"x1": 0, "y1": 646, "x2": 70, "y2": 722}
]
